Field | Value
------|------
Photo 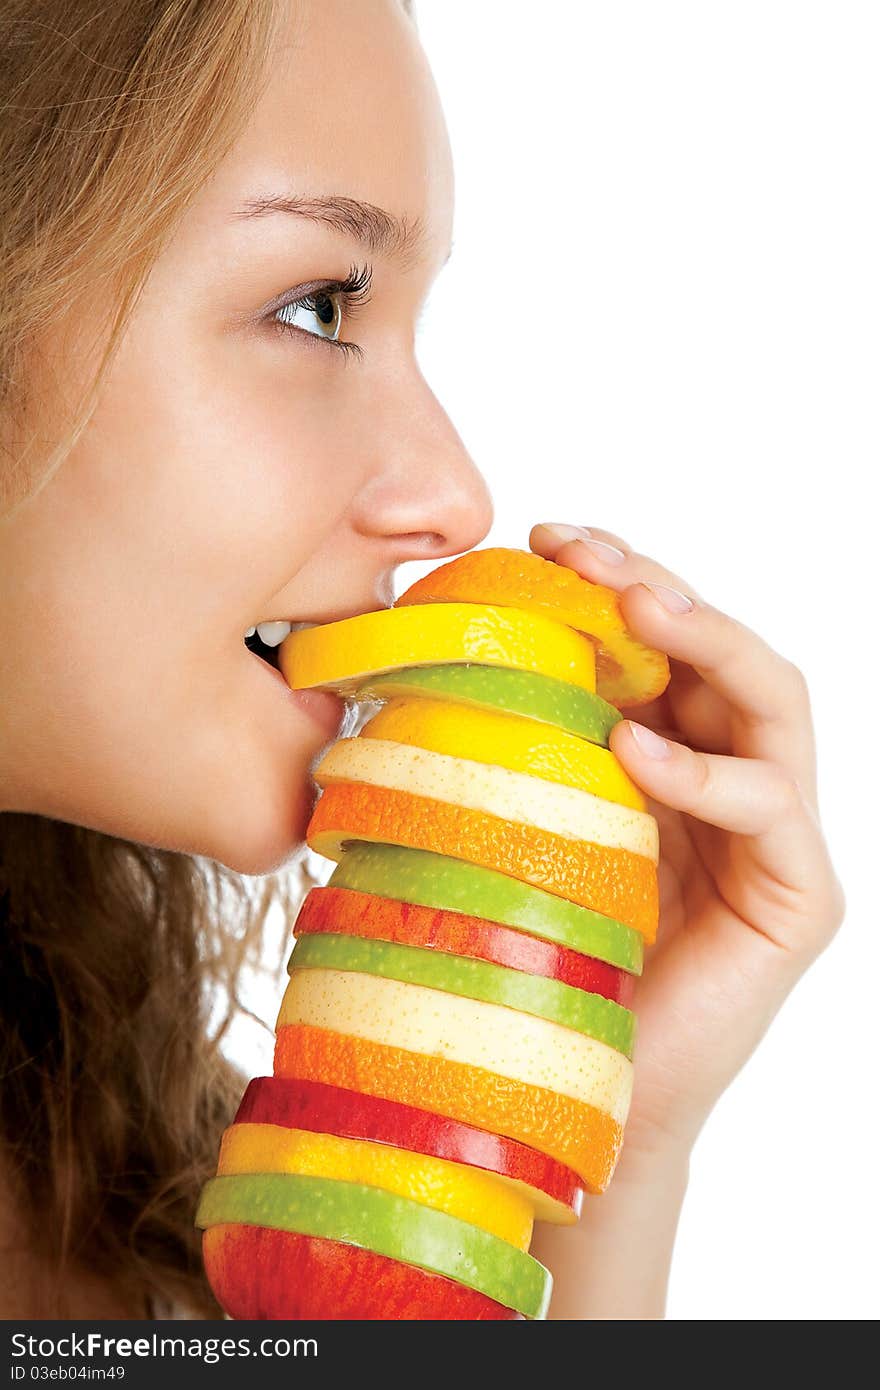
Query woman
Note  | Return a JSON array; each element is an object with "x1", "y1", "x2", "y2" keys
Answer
[{"x1": 0, "y1": 0, "x2": 845, "y2": 1319}]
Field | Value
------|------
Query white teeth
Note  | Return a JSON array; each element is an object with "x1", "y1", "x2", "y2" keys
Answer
[
  {"x1": 245, "y1": 626, "x2": 257, "y2": 639},
  {"x1": 255, "y1": 620, "x2": 292, "y2": 647}
]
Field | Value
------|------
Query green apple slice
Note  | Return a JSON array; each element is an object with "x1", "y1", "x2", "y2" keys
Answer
[
  {"x1": 288, "y1": 932, "x2": 635, "y2": 1058},
  {"x1": 353, "y1": 663, "x2": 622, "y2": 746},
  {"x1": 196, "y1": 1172, "x2": 552, "y2": 1319},
  {"x1": 328, "y1": 842, "x2": 643, "y2": 975}
]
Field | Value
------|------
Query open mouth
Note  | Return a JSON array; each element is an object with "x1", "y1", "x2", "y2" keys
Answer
[{"x1": 243, "y1": 620, "x2": 316, "y2": 673}]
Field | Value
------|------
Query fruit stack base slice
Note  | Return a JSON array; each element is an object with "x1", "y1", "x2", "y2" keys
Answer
[
  {"x1": 203, "y1": 1225, "x2": 523, "y2": 1320},
  {"x1": 196, "y1": 1173, "x2": 552, "y2": 1319}
]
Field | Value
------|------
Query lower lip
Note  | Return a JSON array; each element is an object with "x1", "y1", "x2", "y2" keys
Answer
[{"x1": 251, "y1": 654, "x2": 346, "y2": 736}]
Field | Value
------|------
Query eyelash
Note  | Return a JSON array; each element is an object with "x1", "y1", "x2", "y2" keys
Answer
[{"x1": 270, "y1": 261, "x2": 373, "y2": 360}]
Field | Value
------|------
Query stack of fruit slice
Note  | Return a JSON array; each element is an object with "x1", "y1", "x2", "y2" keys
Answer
[{"x1": 196, "y1": 547, "x2": 669, "y2": 1320}]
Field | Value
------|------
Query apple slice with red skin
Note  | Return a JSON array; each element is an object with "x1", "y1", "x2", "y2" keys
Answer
[
  {"x1": 203, "y1": 1223, "x2": 522, "y2": 1320},
  {"x1": 235, "y1": 1075, "x2": 583, "y2": 1225},
  {"x1": 294, "y1": 885, "x2": 635, "y2": 1006}
]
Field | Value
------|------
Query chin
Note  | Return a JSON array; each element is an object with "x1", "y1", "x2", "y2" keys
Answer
[{"x1": 166, "y1": 765, "x2": 320, "y2": 878}]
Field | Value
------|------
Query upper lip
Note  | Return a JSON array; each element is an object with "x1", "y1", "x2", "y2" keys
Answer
[{"x1": 250, "y1": 603, "x2": 392, "y2": 629}]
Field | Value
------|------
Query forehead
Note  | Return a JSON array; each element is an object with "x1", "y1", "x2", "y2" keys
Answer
[{"x1": 194, "y1": 0, "x2": 453, "y2": 263}]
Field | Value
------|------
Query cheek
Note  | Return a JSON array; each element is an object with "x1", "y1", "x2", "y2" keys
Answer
[
  {"x1": 17, "y1": 618, "x2": 326, "y2": 872},
  {"x1": 8, "y1": 321, "x2": 350, "y2": 867},
  {"x1": 84, "y1": 298, "x2": 361, "y2": 623}
]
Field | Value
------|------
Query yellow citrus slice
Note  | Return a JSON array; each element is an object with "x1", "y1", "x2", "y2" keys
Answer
[
  {"x1": 307, "y1": 781, "x2": 659, "y2": 942},
  {"x1": 360, "y1": 698, "x2": 646, "y2": 811},
  {"x1": 276, "y1": 969, "x2": 633, "y2": 1124},
  {"x1": 396, "y1": 547, "x2": 670, "y2": 709},
  {"x1": 275, "y1": 1024, "x2": 624, "y2": 1194},
  {"x1": 278, "y1": 603, "x2": 596, "y2": 696},
  {"x1": 218, "y1": 1122, "x2": 533, "y2": 1250},
  {"x1": 314, "y1": 737, "x2": 658, "y2": 861}
]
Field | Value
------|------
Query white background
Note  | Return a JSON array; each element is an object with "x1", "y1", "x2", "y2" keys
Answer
[{"x1": 231, "y1": 1, "x2": 879, "y2": 1320}]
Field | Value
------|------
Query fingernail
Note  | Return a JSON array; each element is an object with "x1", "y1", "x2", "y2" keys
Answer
[
  {"x1": 644, "y1": 582, "x2": 694, "y2": 613},
  {"x1": 539, "y1": 523, "x2": 592, "y2": 542},
  {"x1": 583, "y1": 539, "x2": 626, "y2": 565},
  {"x1": 628, "y1": 721, "x2": 672, "y2": 759}
]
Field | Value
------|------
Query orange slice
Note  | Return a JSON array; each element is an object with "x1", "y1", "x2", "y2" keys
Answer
[
  {"x1": 218, "y1": 1122, "x2": 533, "y2": 1250},
  {"x1": 396, "y1": 546, "x2": 670, "y2": 709},
  {"x1": 307, "y1": 781, "x2": 659, "y2": 943},
  {"x1": 275, "y1": 1023, "x2": 624, "y2": 1194}
]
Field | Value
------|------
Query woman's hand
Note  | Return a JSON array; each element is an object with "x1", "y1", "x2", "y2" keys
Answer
[{"x1": 526, "y1": 521, "x2": 846, "y2": 1317}]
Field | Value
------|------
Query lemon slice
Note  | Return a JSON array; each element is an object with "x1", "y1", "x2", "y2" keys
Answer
[
  {"x1": 278, "y1": 603, "x2": 596, "y2": 695},
  {"x1": 218, "y1": 1122, "x2": 534, "y2": 1250},
  {"x1": 360, "y1": 697, "x2": 645, "y2": 811}
]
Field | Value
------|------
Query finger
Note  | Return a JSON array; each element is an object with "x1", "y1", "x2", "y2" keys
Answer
[
  {"x1": 531, "y1": 524, "x2": 726, "y2": 745},
  {"x1": 529, "y1": 522, "x2": 817, "y2": 805},
  {"x1": 530, "y1": 522, "x2": 634, "y2": 560},
  {"x1": 529, "y1": 522, "x2": 705, "y2": 602},
  {"x1": 618, "y1": 583, "x2": 818, "y2": 808},
  {"x1": 610, "y1": 720, "x2": 842, "y2": 949},
  {"x1": 663, "y1": 663, "x2": 733, "y2": 753}
]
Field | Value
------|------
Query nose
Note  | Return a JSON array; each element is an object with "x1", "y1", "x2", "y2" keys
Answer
[{"x1": 349, "y1": 367, "x2": 494, "y2": 564}]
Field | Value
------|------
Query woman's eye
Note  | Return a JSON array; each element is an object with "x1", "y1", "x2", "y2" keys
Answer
[
  {"x1": 268, "y1": 265, "x2": 371, "y2": 359},
  {"x1": 275, "y1": 291, "x2": 343, "y2": 342}
]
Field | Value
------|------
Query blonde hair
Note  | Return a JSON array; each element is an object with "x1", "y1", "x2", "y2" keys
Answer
[{"x1": 0, "y1": 0, "x2": 305, "y2": 1319}]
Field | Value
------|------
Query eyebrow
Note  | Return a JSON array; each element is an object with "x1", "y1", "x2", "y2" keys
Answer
[{"x1": 232, "y1": 193, "x2": 445, "y2": 268}]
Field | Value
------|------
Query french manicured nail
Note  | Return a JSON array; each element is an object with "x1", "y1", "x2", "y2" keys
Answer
[
  {"x1": 583, "y1": 539, "x2": 626, "y2": 565},
  {"x1": 628, "y1": 722, "x2": 673, "y2": 759},
  {"x1": 539, "y1": 523, "x2": 592, "y2": 542},
  {"x1": 644, "y1": 582, "x2": 694, "y2": 613}
]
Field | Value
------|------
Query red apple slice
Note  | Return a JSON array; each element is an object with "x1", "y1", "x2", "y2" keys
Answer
[
  {"x1": 294, "y1": 885, "x2": 635, "y2": 1005},
  {"x1": 203, "y1": 1223, "x2": 522, "y2": 1320},
  {"x1": 235, "y1": 1075, "x2": 583, "y2": 1225}
]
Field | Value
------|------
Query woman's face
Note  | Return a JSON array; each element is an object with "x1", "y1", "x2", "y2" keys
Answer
[{"x1": 0, "y1": 0, "x2": 493, "y2": 873}]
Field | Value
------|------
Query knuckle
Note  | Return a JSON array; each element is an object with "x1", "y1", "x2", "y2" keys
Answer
[
  {"x1": 827, "y1": 875, "x2": 847, "y2": 930},
  {"x1": 782, "y1": 658, "x2": 810, "y2": 700},
  {"x1": 691, "y1": 746, "x2": 715, "y2": 799},
  {"x1": 763, "y1": 761, "x2": 802, "y2": 814},
  {"x1": 587, "y1": 527, "x2": 632, "y2": 553}
]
